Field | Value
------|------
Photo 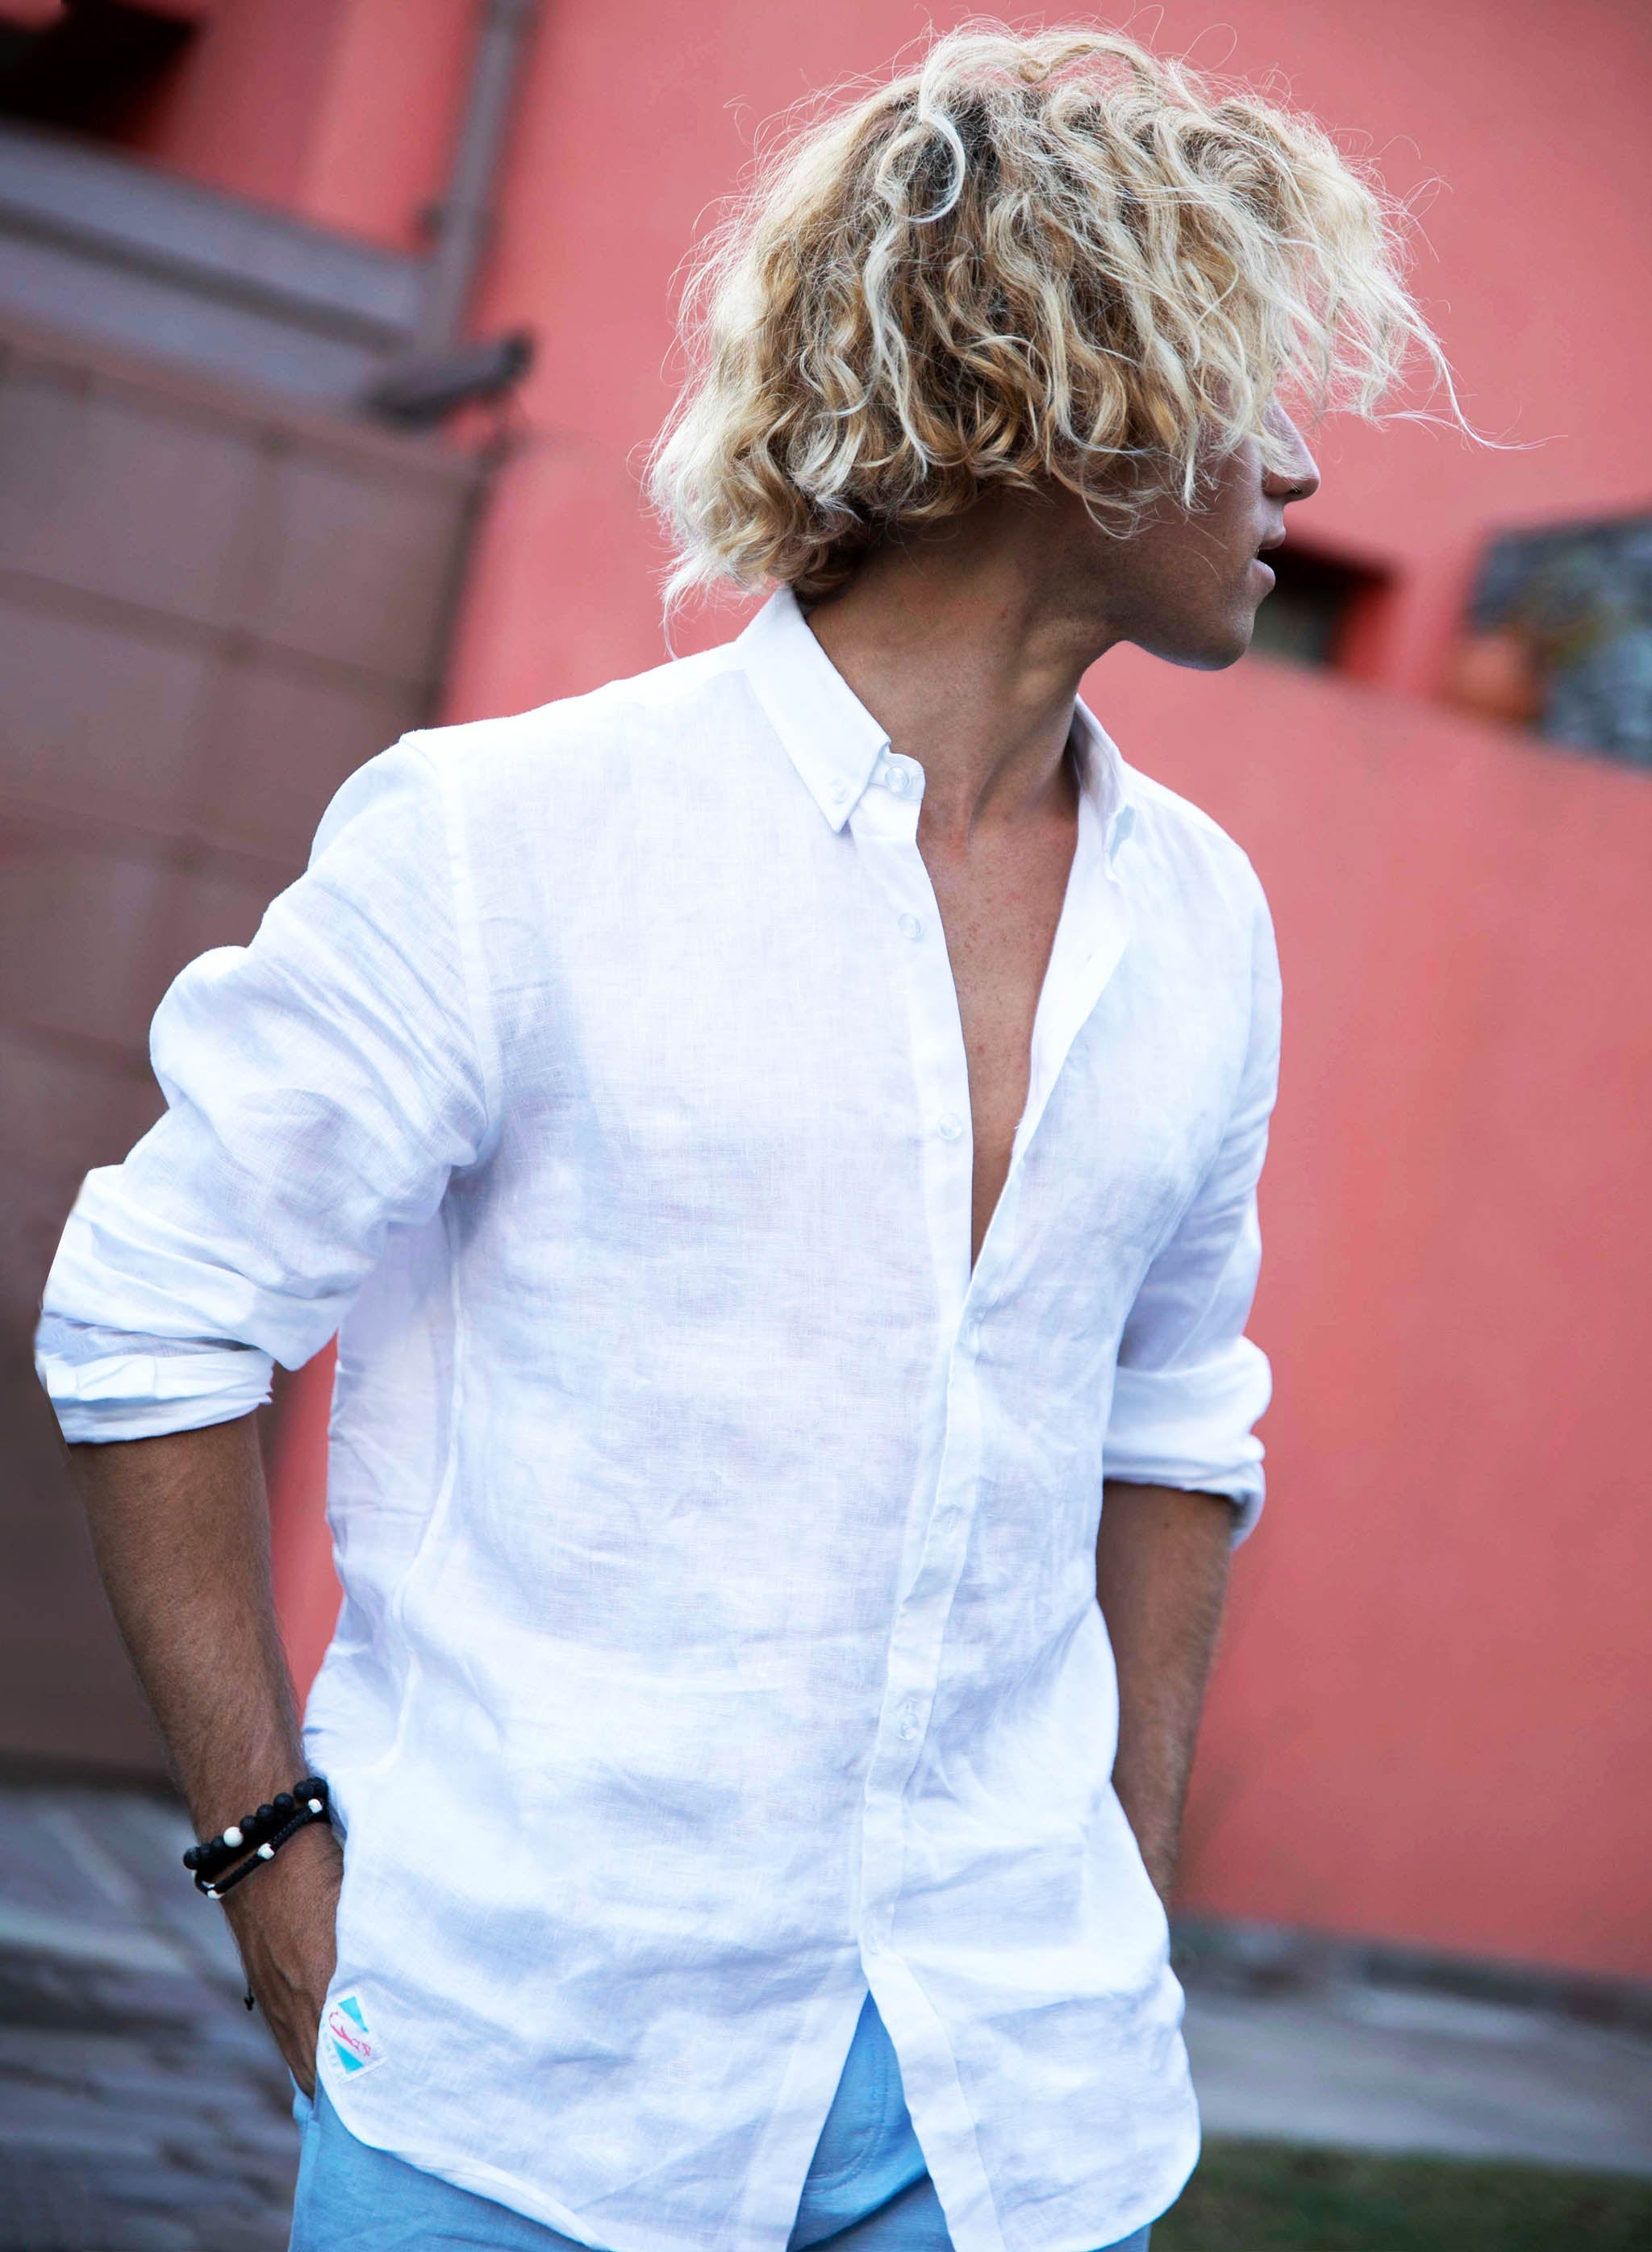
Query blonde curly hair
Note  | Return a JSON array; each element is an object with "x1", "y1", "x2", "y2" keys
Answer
[{"x1": 649, "y1": 23, "x2": 1456, "y2": 605}]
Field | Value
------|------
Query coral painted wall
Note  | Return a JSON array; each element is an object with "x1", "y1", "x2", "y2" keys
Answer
[
  {"x1": 114, "y1": 0, "x2": 477, "y2": 252},
  {"x1": 1091, "y1": 647, "x2": 1652, "y2": 1979}
]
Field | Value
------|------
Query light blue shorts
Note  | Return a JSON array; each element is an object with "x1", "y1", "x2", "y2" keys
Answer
[{"x1": 289, "y1": 1995, "x2": 1154, "y2": 2250}]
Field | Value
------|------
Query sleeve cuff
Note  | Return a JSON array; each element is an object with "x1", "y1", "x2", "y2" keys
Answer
[
  {"x1": 1103, "y1": 1343, "x2": 1271, "y2": 1542},
  {"x1": 36, "y1": 1337, "x2": 274, "y2": 1445}
]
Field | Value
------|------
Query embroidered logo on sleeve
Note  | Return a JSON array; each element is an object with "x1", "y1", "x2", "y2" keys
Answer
[{"x1": 324, "y1": 1991, "x2": 387, "y2": 2076}]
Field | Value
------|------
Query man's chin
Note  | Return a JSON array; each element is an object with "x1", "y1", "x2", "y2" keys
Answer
[{"x1": 1146, "y1": 619, "x2": 1254, "y2": 673}]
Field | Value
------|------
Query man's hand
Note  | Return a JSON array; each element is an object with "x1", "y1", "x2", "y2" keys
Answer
[
  {"x1": 224, "y1": 1817, "x2": 343, "y2": 2096},
  {"x1": 1095, "y1": 1479, "x2": 1233, "y2": 1904},
  {"x1": 67, "y1": 1416, "x2": 339, "y2": 2085}
]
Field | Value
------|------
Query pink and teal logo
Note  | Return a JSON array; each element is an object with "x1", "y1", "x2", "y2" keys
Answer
[{"x1": 324, "y1": 1991, "x2": 386, "y2": 2075}]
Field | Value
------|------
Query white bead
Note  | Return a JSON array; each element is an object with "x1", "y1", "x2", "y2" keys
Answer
[
  {"x1": 222, "y1": 1825, "x2": 243, "y2": 1849},
  {"x1": 258, "y1": 1843, "x2": 275, "y2": 1859},
  {"x1": 307, "y1": 1798, "x2": 323, "y2": 1813}
]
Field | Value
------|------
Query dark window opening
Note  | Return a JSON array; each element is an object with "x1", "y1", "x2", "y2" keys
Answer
[
  {"x1": 1249, "y1": 543, "x2": 1388, "y2": 671},
  {"x1": 0, "y1": 1, "x2": 196, "y2": 141},
  {"x1": 1450, "y1": 514, "x2": 1652, "y2": 771}
]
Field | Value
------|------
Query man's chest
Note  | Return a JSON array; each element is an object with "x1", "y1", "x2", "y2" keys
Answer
[
  {"x1": 480, "y1": 817, "x2": 1238, "y2": 1299},
  {"x1": 919, "y1": 811, "x2": 1078, "y2": 1262}
]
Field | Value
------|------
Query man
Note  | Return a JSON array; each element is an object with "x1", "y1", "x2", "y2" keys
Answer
[{"x1": 36, "y1": 26, "x2": 1449, "y2": 2252}]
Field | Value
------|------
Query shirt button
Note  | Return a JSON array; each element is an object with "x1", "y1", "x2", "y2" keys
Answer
[
  {"x1": 899, "y1": 1712, "x2": 920, "y2": 1741},
  {"x1": 898, "y1": 913, "x2": 924, "y2": 940},
  {"x1": 937, "y1": 1113, "x2": 964, "y2": 1141},
  {"x1": 883, "y1": 764, "x2": 911, "y2": 795}
]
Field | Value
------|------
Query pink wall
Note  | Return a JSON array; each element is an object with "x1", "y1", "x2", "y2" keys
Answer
[
  {"x1": 115, "y1": 0, "x2": 475, "y2": 252},
  {"x1": 134, "y1": 2, "x2": 1652, "y2": 1978},
  {"x1": 1091, "y1": 648, "x2": 1652, "y2": 1979},
  {"x1": 267, "y1": 1347, "x2": 341, "y2": 1711}
]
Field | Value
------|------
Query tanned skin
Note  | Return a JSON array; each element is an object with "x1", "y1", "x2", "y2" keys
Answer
[
  {"x1": 74, "y1": 1416, "x2": 339, "y2": 2092},
  {"x1": 69, "y1": 405, "x2": 1320, "y2": 2088}
]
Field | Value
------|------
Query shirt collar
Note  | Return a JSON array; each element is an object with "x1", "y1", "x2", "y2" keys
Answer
[
  {"x1": 736, "y1": 587, "x2": 888, "y2": 832},
  {"x1": 1069, "y1": 697, "x2": 1140, "y2": 870},
  {"x1": 738, "y1": 584, "x2": 1140, "y2": 864}
]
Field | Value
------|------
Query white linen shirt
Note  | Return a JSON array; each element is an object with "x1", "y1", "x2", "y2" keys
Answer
[{"x1": 38, "y1": 589, "x2": 1279, "y2": 2252}]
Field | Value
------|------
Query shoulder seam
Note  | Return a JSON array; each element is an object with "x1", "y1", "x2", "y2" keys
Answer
[{"x1": 405, "y1": 731, "x2": 505, "y2": 1166}]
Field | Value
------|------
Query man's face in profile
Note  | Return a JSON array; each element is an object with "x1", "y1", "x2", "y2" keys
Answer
[{"x1": 1079, "y1": 402, "x2": 1322, "y2": 674}]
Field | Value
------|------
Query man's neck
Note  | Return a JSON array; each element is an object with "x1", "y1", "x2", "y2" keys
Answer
[{"x1": 803, "y1": 489, "x2": 1118, "y2": 844}]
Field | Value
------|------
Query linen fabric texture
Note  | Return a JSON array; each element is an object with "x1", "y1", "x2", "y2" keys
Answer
[
  {"x1": 289, "y1": 1998, "x2": 1154, "y2": 2251},
  {"x1": 38, "y1": 590, "x2": 1279, "y2": 2252}
]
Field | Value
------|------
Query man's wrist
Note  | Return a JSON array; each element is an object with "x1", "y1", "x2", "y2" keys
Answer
[
  {"x1": 185, "y1": 1749, "x2": 315, "y2": 1850},
  {"x1": 1134, "y1": 1823, "x2": 1179, "y2": 1903},
  {"x1": 219, "y1": 1812, "x2": 340, "y2": 1924}
]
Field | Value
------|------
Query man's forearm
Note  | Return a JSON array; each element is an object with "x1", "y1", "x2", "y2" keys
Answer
[
  {"x1": 1095, "y1": 1478, "x2": 1233, "y2": 1902},
  {"x1": 70, "y1": 1415, "x2": 304, "y2": 1833},
  {"x1": 69, "y1": 1414, "x2": 340, "y2": 2090}
]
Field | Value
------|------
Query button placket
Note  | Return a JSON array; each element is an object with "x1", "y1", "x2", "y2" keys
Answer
[
  {"x1": 845, "y1": 774, "x2": 970, "y2": 1296},
  {"x1": 857, "y1": 1331, "x2": 988, "y2": 1974},
  {"x1": 866, "y1": 1353, "x2": 988, "y2": 1815},
  {"x1": 847, "y1": 761, "x2": 982, "y2": 1962},
  {"x1": 861, "y1": 774, "x2": 1137, "y2": 1966}
]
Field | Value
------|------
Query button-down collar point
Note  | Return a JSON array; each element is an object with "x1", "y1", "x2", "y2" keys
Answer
[{"x1": 736, "y1": 590, "x2": 889, "y2": 830}]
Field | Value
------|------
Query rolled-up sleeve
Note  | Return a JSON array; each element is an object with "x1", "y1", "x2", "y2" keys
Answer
[
  {"x1": 1103, "y1": 875, "x2": 1281, "y2": 1540},
  {"x1": 35, "y1": 736, "x2": 495, "y2": 1443}
]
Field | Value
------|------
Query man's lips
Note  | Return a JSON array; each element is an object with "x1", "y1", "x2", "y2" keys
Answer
[{"x1": 1250, "y1": 528, "x2": 1283, "y2": 590}]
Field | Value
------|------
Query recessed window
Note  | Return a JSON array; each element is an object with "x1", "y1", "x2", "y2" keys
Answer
[
  {"x1": 1450, "y1": 514, "x2": 1652, "y2": 770},
  {"x1": 0, "y1": 2, "x2": 196, "y2": 139},
  {"x1": 1249, "y1": 544, "x2": 1388, "y2": 671}
]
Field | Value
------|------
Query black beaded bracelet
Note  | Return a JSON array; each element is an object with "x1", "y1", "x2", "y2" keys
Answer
[{"x1": 184, "y1": 1775, "x2": 330, "y2": 1900}]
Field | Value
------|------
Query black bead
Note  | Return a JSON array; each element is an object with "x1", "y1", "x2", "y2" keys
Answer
[{"x1": 182, "y1": 1778, "x2": 329, "y2": 1905}]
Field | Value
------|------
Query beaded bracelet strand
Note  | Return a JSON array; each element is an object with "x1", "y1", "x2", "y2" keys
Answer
[{"x1": 183, "y1": 1775, "x2": 330, "y2": 1900}]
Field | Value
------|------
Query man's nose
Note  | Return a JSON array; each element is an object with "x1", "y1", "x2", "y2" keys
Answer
[{"x1": 1264, "y1": 407, "x2": 1321, "y2": 504}]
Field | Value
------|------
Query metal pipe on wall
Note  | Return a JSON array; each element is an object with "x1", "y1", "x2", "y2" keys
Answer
[{"x1": 415, "y1": 0, "x2": 542, "y2": 354}]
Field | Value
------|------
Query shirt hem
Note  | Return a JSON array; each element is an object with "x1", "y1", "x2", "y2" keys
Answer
[{"x1": 315, "y1": 2056, "x2": 1199, "y2": 2252}]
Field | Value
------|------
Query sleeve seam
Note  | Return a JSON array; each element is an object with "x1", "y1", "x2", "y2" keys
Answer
[{"x1": 409, "y1": 733, "x2": 505, "y2": 1165}]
